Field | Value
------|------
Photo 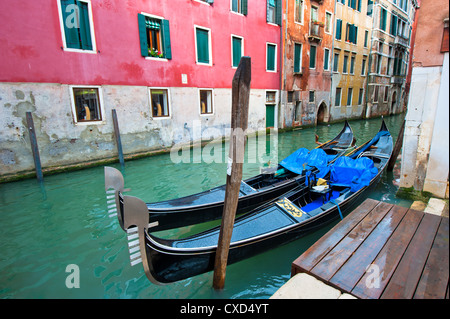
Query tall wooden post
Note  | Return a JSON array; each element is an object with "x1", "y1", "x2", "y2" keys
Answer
[
  {"x1": 26, "y1": 112, "x2": 43, "y2": 182},
  {"x1": 213, "y1": 57, "x2": 251, "y2": 290},
  {"x1": 387, "y1": 119, "x2": 405, "y2": 171},
  {"x1": 112, "y1": 109, "x2": 125, "y2": 167}
]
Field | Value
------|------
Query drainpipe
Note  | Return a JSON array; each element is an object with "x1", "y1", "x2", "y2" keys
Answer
[
  {"x1": 364, "y1": 0, "x2": 378, "y2": 119},
  {"x1": 279, "y1": 0, "x2": 288, "y2": 129},
  {"x1": 329, "y1": 0, "x2": 338, "y2": 123}
]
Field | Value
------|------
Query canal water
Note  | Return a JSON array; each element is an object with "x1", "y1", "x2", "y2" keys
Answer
[{"x1": 0, "y1": 114, "x2": 411, "y2": 299}]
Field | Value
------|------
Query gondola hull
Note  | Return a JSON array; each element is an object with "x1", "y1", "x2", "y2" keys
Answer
[
  {"x1": 120, "y1": 120, "x2": 392, "y2": 285},
  {"x1": 145, "y1": 170, "x2": 383, "y2": 284},
  {"x1": 107, "y1": 121, "x2": 354, "y2": 232}
]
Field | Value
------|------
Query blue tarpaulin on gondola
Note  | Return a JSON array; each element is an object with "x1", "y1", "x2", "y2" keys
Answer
[
  {"x1": 330, "y1": 156, "x2": 378, "y2": 192},
  {"x1": 280, "y1": 148, "x2": 330, "y2": 175}
]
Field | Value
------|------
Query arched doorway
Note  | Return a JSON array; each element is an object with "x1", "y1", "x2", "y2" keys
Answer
[
  {"x1": 391, "y1": 91, "x2": 397, "y2": 114},
  {"x1": 317, "y1": 101, "x2": 328, "y2": 124}
]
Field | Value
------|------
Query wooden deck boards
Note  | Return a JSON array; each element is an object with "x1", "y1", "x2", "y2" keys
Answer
[{"x1": 291, "y1": 198, "x2": 449, "y2": 299}]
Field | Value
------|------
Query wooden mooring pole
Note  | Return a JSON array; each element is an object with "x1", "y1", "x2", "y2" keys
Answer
[
  {"x1": 387, "y1": 119, "x2": 405, "y2": 171},
  {"x1": 26, "y1": 112, "x2": 43, "y2": 182},
  {"x1": 213, "y1": 57, "x2": 251, "y2": 290},
  {"x1": 112, "y1": 109, "x2": 125, "y2": 167}
]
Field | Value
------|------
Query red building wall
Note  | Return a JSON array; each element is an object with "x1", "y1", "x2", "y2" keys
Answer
[{"x1": 0, "y1": 0, "x2": 280, "y2": 90}]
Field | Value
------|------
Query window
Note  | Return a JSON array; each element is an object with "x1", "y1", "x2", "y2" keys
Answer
[
  {"x1": 232, "y1": 0, "x2": 248, "y2": 15},
  {"x1": 335, "y1": 88, "x2": 342, "y2": 106},
  {"x1": 373, "y1": 85, "x2": 379, "y2": 102},
  {"x1": 195, "y1": 26, "x2": 211, "y2": 65},
  {"x1": 294, "y1": 43, "x2": 303, "y2": 73},
  {"x1": 309, "y1": 45, "x2": 317, "y2": 69},
  {"x1": 266, "y1": 91, "x2": 276, "y2": 103},
  {"x1": 310, "y1": 6, "x2": 318, "y2": 23},
  {"x1": 350, "y1": 55, "x2": 355, "y2": 74},
  {"x1": 336, "y1": 19, "x2": 343, "y2": 40},
  {"x1": 325, "y1": 12, "x2": 332, "y2": 34},
  {"x1": 364, "y1": 30, "x2": 369, "y2": 47},
  {"x1": 367, "y1": 0, "x2": 373, "y2": 16},
  {"x1": 58, "y1": 0, "x2": 96, "y2": 52},
  {"x1": 380, "y1": 8, "x2": 387, "y2": 31},
  {"x1": 266, "y1": 43, "x2": 277, "y2": 72},
  {"x1": 267, "y1": 0, "x2": 281, "y2": 25},
  {"x1": 343, "y1": 54, "x2": 349, "y2": 74},
  {"x1": 390, "y1": 14, "x2": 398, "y2": 36},
  {"x1": 345, "y1": 23, "x2": 358, "y2": 44},
  {"x1": 358, "y1": 88, "x2": 364, "y2": 105},
  {"x1": 309, "y1": 91, "x2": 315, "y2": 103},
  {"x1": 361, "y1": 57, "x2": 367, "y2": 75},
  {"x1": 333, "y1": 52, "x2": 340, "y2": 72},
  {"x1": 199, "y1": 89, "x2": 213, "y2": 114},
  {"x1": 347, "y1": 88, "x2": 353, "y2": 106},
  {"x1": 232, "y1": 35, "x2": 243, "y2": 68},
  {"x1": 376, "y1": 54, "x2": 382, "y2": 74},
  {"x1": 70, "y1": 86, "x2": 103, "y2": 124},
  {"x1": 324, "y1": 48, "x2": 330, "y2": 71},
  {"x1": 138, "y1": 13, "x2": 172, "y2": 59},
  {"x1": 384, "y1": 86, "x2": 389, "y2": 102},
  {"x1": 150, "y1": 89, "x2": 170, "y2": 118},
  {"x1": 295, "y1": 0, "x2": 304, "y2": 24},
  {"x1": 287, "y1": 91, "x2": 294, "y2": 103}
]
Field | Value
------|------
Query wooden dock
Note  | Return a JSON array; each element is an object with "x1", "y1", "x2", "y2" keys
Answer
[{"x1": 291, "y1": 198, "x2": 449, "y2": 299}]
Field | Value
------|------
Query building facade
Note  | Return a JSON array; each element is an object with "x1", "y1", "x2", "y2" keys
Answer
[
  {"x1": 330, "y1": 0, "x2": 373, "y2": 121},
  {"x1": 0, "y1": 0, "x2": 281, "y2": 179},
  {"x1": 365, "y1": 0, "x2": 417, "y2": 118},
  {"x1": 280, "y1": 0, "x2": 335, "y2": 127}
]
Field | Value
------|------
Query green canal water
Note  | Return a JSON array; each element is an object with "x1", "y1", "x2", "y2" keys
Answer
[{"x1": 0, "y1": 114, "x2": 411, "y2": 299}]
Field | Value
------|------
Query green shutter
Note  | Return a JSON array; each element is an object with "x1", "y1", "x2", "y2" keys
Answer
[
  {"x1": 294, "y1": 43, "x2": 301, "y2": 73},
  {"x1": 61, "y1": 0, "x2": 81, "y2": 49},
  {"x1": 336, "y1": 19, "x2": 342, "y2": 40},
  {"x1": 242, "y1": 0, "x2": 248, "y2": 15},
  {"x1": 267, "y1": 44, "x2": 275, "y2": 71},
  {"x1": 161, "y1": 19, "x2": 172, "y2": 59},
  {"x1": 390, "y1": 15, "x2": 398, "y2": 36},
  {"x1": 358, "y1": 0, "x2": 362, "y2": 11},
  {"x1": 196, "y1": 28, "x2": 209, "y2": 63},
  {"x1": 352, "y1": 25, "x2": 358, "y2": 44},
  {"x1": 78, "y1": 1, "x2": 92, "y2": 50},
  {"x1": 324, "y1": 49, "x2": 329, "y2": 70},
  {"x1": 275, "y1": 0, "x2": 282, "y2": 26},
  {"x1": 381, "y1": 8, "x2": 387, "y2": 31},
  {"x1": 232, "y1": 37, "x2": 242, "y2": 67},
  {"x1": 309, "y1": 45, "x2": 316, "y2": 69},
  {"x1": 138, "y1": 14, "x2": 149, "y2": 57}
]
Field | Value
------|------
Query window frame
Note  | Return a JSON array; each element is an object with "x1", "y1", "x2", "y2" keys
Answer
[
  {"x1": 324, "y1": 48, "x2": 330, "y2": 71},
  {"x1": 231, "y1": 35, "x2": 244, "y2": 68},
  {"x1": 350, "y1": 55, "x2": 356, "y2": 75},
  {"x1": 343, "y1": 54, "x2": 349, "y2": 74},
  {"x1": 149, "y1": 87, "x2": 171, "y2": 119},
  {"x1": 294, "y1": 42, "x2": 303, "y2": 74},
  {"x1": 335, "y1": 87, "x2": 342, "y2": 107},
  {"x1": 325, "y1": 11, "x2": 333, "y2": 34},
  {"x1": 69, "y1": 85, "x2": 105, "y2": 125},
  {"x1": 309, "y1": 44, "x2": 317, "y2": 69},
  {"x1": 199, "y1": 88, "x2": 214, "y2": 116},
  {"x1": 294, "y1": 0, "x2": 304, "y2": 25},
  {"x1": 347, "y1": 87, "x2": 353, "y2": 106},
  {"x1": 266, "y1": 42, "x2": 278, "y2": 72},
  {"x1": 333, "y1": 52, "x2": 340, "y2": 73},
  {"x1": 138, "y1": 12, "x2": 171, "y2": 60},
  {"x1": 231, "y1": 0, "x2": 248, "y2": 15},
  {"x1": 57, "y1": 0, "x2": 97, "y2": 53},
  {"x1": 194, "y1": 25, "x2": 212, "y2": 66}
]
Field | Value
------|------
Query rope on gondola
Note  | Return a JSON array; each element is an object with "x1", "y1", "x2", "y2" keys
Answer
[{"x1": 330, "y1": 199, "x2": 343, "y2": 220}]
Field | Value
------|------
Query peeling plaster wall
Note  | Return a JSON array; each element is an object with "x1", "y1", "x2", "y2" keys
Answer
[{"x1": 0, "y1": 83, "x2": 267, "y2": 177}]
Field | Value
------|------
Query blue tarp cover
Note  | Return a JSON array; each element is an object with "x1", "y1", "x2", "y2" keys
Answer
[
  {"x1": 330, "y1": 156, "x2": 378, "y2": 192},
  {"x1": 280, "y1": 148, "x2": 330, "y2": 175}
]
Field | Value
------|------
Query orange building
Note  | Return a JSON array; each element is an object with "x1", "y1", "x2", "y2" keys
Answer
[{"x1": 280, "y1": 0, "x2": 335, "y2": 127}]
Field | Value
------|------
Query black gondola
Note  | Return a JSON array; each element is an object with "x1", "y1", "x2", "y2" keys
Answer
[
  {"x1": 119, "y1": 120, "x2": 393, "y2": 284},
  {"x1": 105, "y1": 121, "x2": 354, "y2": 232}
]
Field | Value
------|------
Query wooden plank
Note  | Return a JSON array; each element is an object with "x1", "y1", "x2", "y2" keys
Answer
[
  {"x1": 351, "y1": 208, "x2": 424, "y2": 299},
  {"x1": 291, "y1": 198, "x2": 379, "y2": 275},
  {"x1": 380, "y1": 213, "x2": 442, "y2": 299},
  {"x1": 213, "y1": 56, "x2": 251, "y2": 290},
  {"x1": 414, "y1": 217, "x2": 449, "y2": 299},
  {"x1": 26, "y1": 112, "x2": 44, "y2": 182},
  {"x1": 112, "y1": 109, "x2": 125, "y2": 167},
  {"x1": 309, "y1": 201, "x2": 393, "y2": 282},
  {"x1": 329, "y1": 204, "x2": 409, "y2": 293}
]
